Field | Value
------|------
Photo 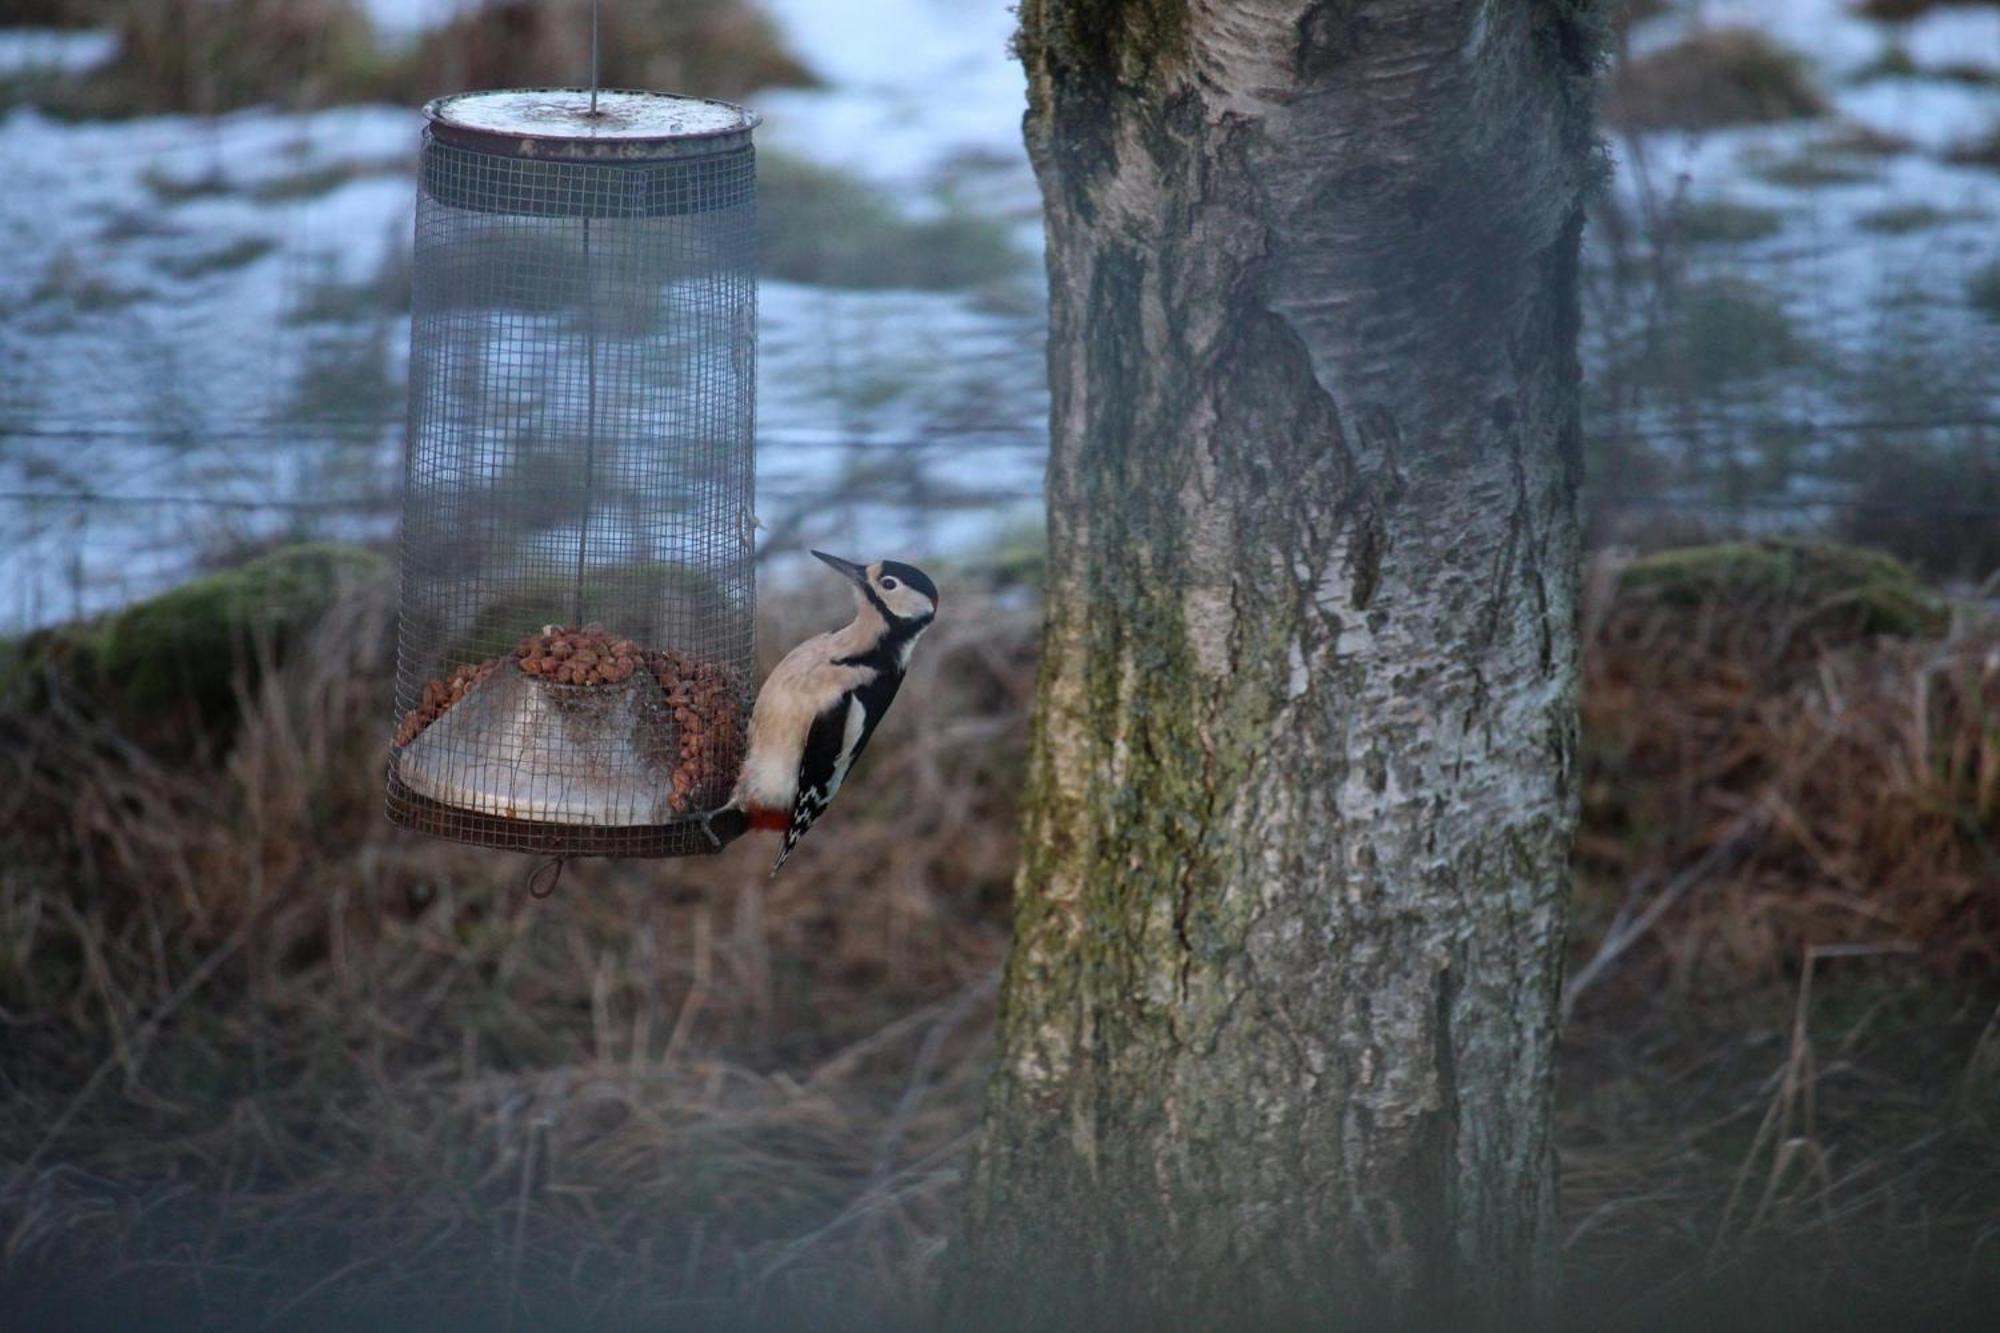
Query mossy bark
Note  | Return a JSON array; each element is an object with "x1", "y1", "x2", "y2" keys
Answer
[
  {"x1": 952, "y1": 1, "x2": 1601, "y2": 1325},
  {"x1": 3, "y1": 544, "x2": 387, "y2": 729}
]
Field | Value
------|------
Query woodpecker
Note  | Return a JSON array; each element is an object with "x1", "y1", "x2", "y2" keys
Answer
[{"x1": 705, "y1": 550, "x2": 939, "y2": 873}]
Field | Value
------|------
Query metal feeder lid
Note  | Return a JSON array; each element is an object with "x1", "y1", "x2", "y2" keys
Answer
[{"x1": 424, "y1": 88, "x2": 760, "y2": 162}]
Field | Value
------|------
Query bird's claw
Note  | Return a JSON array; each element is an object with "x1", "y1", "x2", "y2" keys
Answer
[{"x1": 696, "y1": 806, "x2": 748, "y2": 852}]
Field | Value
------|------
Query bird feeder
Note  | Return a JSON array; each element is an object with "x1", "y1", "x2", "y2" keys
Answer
[{"x1": 387, "y1": 89, "x2": 759, "y2": 858}]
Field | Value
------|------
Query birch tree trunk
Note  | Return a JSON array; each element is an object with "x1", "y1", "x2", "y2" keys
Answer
[{"x1": 952, "y1": 1, "x2": 1601, "y2": 1324}]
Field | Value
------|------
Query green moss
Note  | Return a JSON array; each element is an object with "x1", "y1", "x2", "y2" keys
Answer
[
  {"x1": 5, "y1": 544, "x2": 387, "y2": 723},
  {"x1": 1017, "y1": 0, "x2": 1189, "y2": 85},
  {"x1": 1618, "y1": 541, "x2": 1947, "y2": 639}
]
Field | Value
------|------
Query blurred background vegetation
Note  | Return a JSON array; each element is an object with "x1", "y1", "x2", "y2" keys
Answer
[{"x1": 1, "y1": 0, "x2": 1998, "y2": 1327}]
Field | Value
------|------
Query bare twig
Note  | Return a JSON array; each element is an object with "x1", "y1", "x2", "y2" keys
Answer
[
  {"x1": 1562, "y1": 815, "x2": 1762, "y2": 1022},
  {"x1": 869, "y1": 971, "x2": 999, "y2": 1182}
]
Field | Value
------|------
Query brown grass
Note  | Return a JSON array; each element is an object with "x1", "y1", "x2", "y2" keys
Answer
[
  {"x1": 88, "y1": 0, "x2": 381, "y2": 115},
  {"x1": 1856, "y1": 0, "x2": 2000, "y2": 19},
  {"x1": 1946, "y1": 125, "x2": 2000, "y2": 170},
  {"x1": 0, "y1": 569, "x2": 1026, "y2": 1325},
  {"x1": 1838, "y1": 432, "x2": 2000, "y2": 581},
  {"x1": 39, "y1": 0, "x2": 813, "y2": 118},
  {"x1": 397, "y1": 0, "x2": 816, "y2": 107},
  {"x1": 0, "y1": 0, "x2": 106, "y2": 26},
  {"x1": 2, "y1": 546, "x2": 1996, "y2": 1325},
  {"x1": 1573, "y1": 548, "x2": 1997, "y2": 999},
  {"x1": 1607, "y1": 29, "x2": 1830, "y2": 132},
  {"x1": 1562, "y1": 547, "x2": 2000, "y2": 1320}
]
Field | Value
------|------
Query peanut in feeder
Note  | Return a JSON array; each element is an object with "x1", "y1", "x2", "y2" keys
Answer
[{"x1": 387, "y1": 88, "x2": 760, "y2": 859}]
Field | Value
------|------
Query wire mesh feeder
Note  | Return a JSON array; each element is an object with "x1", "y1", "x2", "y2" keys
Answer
[{"x1": 388, "y1": 89, "x2": 759, "y2": 858}]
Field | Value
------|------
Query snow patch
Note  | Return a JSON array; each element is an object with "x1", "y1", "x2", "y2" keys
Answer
[{"x1": 0, "y1": 27, "x2": 115, "y2": 76}]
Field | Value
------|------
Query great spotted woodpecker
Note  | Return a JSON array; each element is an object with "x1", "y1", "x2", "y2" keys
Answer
[{"x1": 705, "y1": 551, "x2": 939, "y2": 873}]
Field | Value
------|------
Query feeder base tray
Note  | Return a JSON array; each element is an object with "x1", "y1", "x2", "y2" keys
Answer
[
  {"x1": 385, "y1": 774, "x2": 724, "y2": 859},
  {"x1": 386, "y1": 643, "x2": 739, "y2": 859},
  {"x1": 396, "y1": 663, "x2": 684, "y2": 824}
]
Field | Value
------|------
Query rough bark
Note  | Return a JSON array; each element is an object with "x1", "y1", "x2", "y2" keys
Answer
[{"x1": 952, "y1": 1, "x2": 1601, "y2": 1326}]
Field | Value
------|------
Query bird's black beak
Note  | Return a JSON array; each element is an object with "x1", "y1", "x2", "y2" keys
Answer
[{"x1": 811, "y1": 550, "x2": 869, "y2": 586}]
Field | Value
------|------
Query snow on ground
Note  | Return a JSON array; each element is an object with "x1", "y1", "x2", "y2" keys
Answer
[
  {"x1": 0, "y1": 27, "x2": 115, "y2": 75},
  {"x1": 1624, "y1": 0, "x2": 2000, "y2": 79},
  {"x1": 4, "y1": 0, "x2": 1998, "y2": 625},
  {"x1": 1595, "y1": 0, "x2": 2000, "y2": 496},
  {"x1": 359, "y1": 0, "x2": 480, "y2": 45},
  {"x1": 0, "y1": 1, "x2": 1044, "y2": 628},
  {"x1": 754, "y1": 0, "x2": 1030, "y2": 188},
  {"x1": 0, "y1": 104, "x2": 422, "y2": 626},
  {"x1": 1628, "y1": 0, "x2": 1886, "y2": 74},
  {"x1": 1841, "y1": 76, "x2": 1997, "y2": 153},
  {"x1": 1904, "y1": 6, "x2": 2000, "y2": 77}
]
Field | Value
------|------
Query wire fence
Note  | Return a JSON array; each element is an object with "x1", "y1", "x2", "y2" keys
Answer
[{"x1": 5, "y1": 18, "x2": 1999, "y2": 630}]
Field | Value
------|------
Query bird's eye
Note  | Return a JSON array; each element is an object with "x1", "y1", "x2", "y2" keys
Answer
[{"x1": 880, "y1": 576, "x2": 899, "y2": 590}]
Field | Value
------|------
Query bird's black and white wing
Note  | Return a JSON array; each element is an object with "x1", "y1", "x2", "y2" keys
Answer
[{"x1": 770, "y1": 672, "x2": 902, "y2": 875}]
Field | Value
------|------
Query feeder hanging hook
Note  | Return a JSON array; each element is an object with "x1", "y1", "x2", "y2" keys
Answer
[{"x1": 526, "y1": 856, "x2": 567, "y2": 900}]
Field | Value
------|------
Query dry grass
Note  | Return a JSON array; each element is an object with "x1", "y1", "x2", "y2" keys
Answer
[
  {"x1": 396, "y1": 0, "x2": 815, "y2": 107},
  {"x1": 29, "y1": 0, "x2": 813, "y2": 118},
  {"x1": 2, "y1": 545, "x2": 1996, "y2": 1326},
  {"x1": 1856, "y1": 0, "x2": 2000, "y2": 19},
  {"x1": 88, "y1": 0, "x2": 381, "y2": 115},
  {"x1": 0, "y1": 568, "x2": 1028, "y2": 1326},
  {"x1": 1561, "y1": 544, "x2": 2000, "y2": 1319},
  {"x1": 1946, "y1": 126, "x2": 2000, "y2": 171},
  {"x1": 1607, "y1": 29, "x2": 1829, "y2": 133},
  {"x1": 1560, "y1": 946, "x2": 2000, "y2": 1326},
  {"x1": 1973, "y1": 258, "x2": 2000, "y2": 318},
  {"x1": 1573, "y1": 546, "x2": 1995, "y2": 999},
  {"x1": 1838, "y1": 433, "x2": 2000, "y2": 582},
  {"x1": 0, "y1": 0, "x2": 107, "y2": 26}
]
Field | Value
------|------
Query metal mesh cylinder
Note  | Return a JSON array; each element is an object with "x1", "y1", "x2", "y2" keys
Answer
[{"x1": 388, "y1": 90, "x2": 758, "y2": 859}]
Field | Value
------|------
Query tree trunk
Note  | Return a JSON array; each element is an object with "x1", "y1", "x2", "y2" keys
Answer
[{"x1": 952, "y1": 1, "x2": 1601, "y2": 1325}]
